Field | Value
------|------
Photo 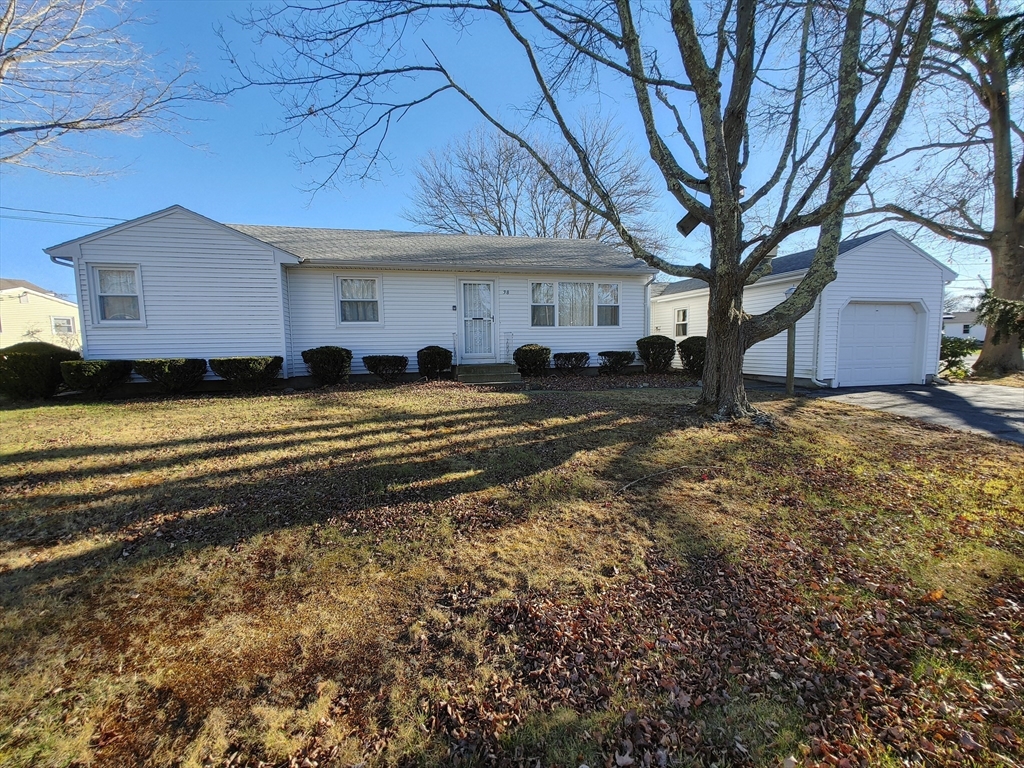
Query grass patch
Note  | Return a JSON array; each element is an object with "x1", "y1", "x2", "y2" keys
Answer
[{"x1": 1, "y1": 385, "x2": 1021, "y2": 766}]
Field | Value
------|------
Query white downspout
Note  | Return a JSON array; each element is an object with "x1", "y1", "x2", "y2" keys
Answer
[{"x1": 644, "y1": 274, "x2": 657, "y2": 336}]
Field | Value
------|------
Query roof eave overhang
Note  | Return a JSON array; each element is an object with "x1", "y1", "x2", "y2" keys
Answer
[
  {"x1": 653, "y1": 268, "x2": 808, "y2": 301},
  {"x1": 291, "y1": 259, "x2": 658, "y2": 275}
]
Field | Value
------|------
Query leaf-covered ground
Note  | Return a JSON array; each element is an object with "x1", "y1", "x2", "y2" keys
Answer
[{"x1": 1, "y1": 384, "x2": 1021, "y2": 767}]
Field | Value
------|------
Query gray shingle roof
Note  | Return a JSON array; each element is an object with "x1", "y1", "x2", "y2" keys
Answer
[
  {"x1": 657, "y1": 231, "x2": 890, "y2": 297},
  {"x1": 227, "y1": 224, "x2": 656, "y2": 273},
  {"x1": 0, "y1": 278, "x2": 59, "y2": 295}
]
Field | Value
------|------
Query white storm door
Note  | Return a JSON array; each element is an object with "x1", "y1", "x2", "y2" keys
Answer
[{"x1": 461, "y1": 281, "x2": 495, "y2": 360}]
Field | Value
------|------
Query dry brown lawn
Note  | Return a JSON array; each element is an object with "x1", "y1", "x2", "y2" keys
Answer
[{"x1": 1, "y1": 384, "x2": 1021, "y2": 767}]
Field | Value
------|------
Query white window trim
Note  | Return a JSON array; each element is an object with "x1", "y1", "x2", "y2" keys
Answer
[
  {"x1": 88, "y1": 264, "x2": 146, "y2": 327},
  {"x1": 675, "y1": 308, "x2": 689, "y2": 338},
  {"x1": 335, "y1": 274, "x2": 383, "y2": 326},
  {"x1": 529, "y1": 280, "x2": 621, "y2": 328},
  {"x1": 51, "y1": 316, "x2": 76, "y2": 335}
]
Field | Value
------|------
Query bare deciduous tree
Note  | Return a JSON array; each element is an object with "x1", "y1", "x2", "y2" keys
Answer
[
  {"x1": 848, "y1": 0, "x2": 1023, "y2": 372},
  {"x1": 225, "y1": 0, "x2": 937, "y2": 418},
  {"x1": 0, "y1": 0, "x2": 199, "y2": 172},
  {"x1": 405, "y1": 120, "x2": 664, "y2": 252}
]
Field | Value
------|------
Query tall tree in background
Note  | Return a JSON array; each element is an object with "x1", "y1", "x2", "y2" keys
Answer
[
  {"x1": 406, "y1": 120, "x2": 664, "y2": 252},
  {"x1": 226, "y1": 0, "x2": 937, "y2": 418},
  {"x1": 848, "y1": 0, "x2": 1023, "y2": 371},
  {"x1": 0, "y1": 0, "x2": 199, "y2": 172}
]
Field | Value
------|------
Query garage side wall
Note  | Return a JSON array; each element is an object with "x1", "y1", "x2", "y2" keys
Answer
[
  {"x1": 817, "y1": 238, "x2": 945, "y2": 382},
  {"x1": 742, "y1": 283, "x2": 819, "y2": 378}
]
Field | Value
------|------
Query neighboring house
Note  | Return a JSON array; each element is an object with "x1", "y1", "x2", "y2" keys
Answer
[
  {"x1": 943, "y1": 311, "x2": 986, "y2": 343},
  {"x1": 651, "y1": 231, "x2": 957, "y2": 388},
  {"x1": 0, "y1": 278, "x2": 81, "y2": 350},
  {"x1": 44, "y1": 205, "x2": 657, "y2": 377}
]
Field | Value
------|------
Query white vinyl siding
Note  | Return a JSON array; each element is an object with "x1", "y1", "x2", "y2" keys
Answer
[
  {"x1": 288, "y1": 270, "x2": 648, "y2": 374},
  {"x1": 289, "y1": 269, "x2": 457, "y2": 375},
  {"x1": 816, "y1": 238, "x2": 944, "y2": 383},
  {"x1": 70, "y1": 209, "x2": 287, "y2": 361},
  {"x1": 650, "y1": 232, "x2": 949, "y2": 385},
  {"x1": 499, "y1": 274, "x2": 646, "y2": 363}
]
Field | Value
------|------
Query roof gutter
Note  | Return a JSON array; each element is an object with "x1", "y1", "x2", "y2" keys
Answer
[
  {"x1": 292, "y1": 258, "x2": 658, "y2": 276},
  {"x1": 49, "y1": 253, "x2": 74, "y2": 267}
]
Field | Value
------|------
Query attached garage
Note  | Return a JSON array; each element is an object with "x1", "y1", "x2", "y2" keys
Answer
[{"x1": 650, "y1": 230, "x2": 957, "y2": 389}]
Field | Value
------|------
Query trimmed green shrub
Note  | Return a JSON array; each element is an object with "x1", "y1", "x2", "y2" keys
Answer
[
  {"x1": 636, "y1": 335, "x2": 676, "y2": 373},
  {"x1": 598, "y1": 350, "x2": 636, "y2": 374},
  {"x1": 209, "y1": 356, "x2": 283, "y2": 391},
  {"x1": 553, "y1": 351, "x2": 590, "y2": 373},
  {"x1": 940, "y1": 336, "x2": 977, "y2": 376},
  {"x1": 677, "y1": 336, "x2": 707, "y2": 378},
  {"x1": 513, "y1": 344, "x2": 551, "y2": 377},
  {"x1": 416, "y1": 346, "x2": 453, "y2": 379},
  {"x1": 133, "y1": 358, "x2": 208, "y2": 394},
  {"x1": 0, "y1": 342, "x2": 81, "y2": 400},
  {"x1": 363, "y1": 355, "x2": 408, "y2": 382},
  {"x1": 60, "y1": 359, "x2": 134, "y2": 397},
  {"x1": 302, "y1": 346, "x2": 353, "y2": 386}
]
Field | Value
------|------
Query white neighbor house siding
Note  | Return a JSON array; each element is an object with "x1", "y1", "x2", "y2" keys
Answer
[
  {"x1": 286, "y1": 269, "x2": 650, "y2": 375},
  {"x1": 650, "y1": 233, "x2": 950, "y2": 385},
  {"x1": 59, "y1": 209, "x2": 289, "y2": 363}
]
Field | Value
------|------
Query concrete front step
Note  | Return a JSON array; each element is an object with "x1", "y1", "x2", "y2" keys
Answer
[
  {"x1": 458, "y1": 374, "x2": 523, "y2": 385},
  {"x1": 456, "y1": 364, "x2": 522, "y2": 384}
]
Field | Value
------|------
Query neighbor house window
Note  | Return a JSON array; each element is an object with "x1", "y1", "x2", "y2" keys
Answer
[
  {"x1": 675, "y1": 308, "x2": 688, "y2": 337},
  {"x1": 338, "y1": 277, "x2": 380, "y2": 322},
  {"x1": 558, "y1": 282, "x2": 594, "y2": 327},
  {"x1": 597, "y1": 283, "x2": 619, "y2": 326},
  {"x1": 531, "y1": 282, "x2": 555, "y2": 327},
  {"x1": 92, "y1": 266, "x2": 142, "y2": 322},
  {"x1": 963, "y1": 324, "x2": 972, "y2": 335},
  {"x1": 51, "y1": 317, "x2": 75, "y2": 335}
]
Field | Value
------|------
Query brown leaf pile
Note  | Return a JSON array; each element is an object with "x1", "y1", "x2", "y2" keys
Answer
[{"x1": 398, "y1": 530, "x2": 1022, "y2": 767}]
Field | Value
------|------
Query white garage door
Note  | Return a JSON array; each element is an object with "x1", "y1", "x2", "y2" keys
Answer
[{"x1": 837, "y1": 302, "x2": 920, "y2": 387}]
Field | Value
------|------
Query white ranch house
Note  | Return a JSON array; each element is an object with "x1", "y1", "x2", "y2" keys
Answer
[
  {"x1": 943, "y1": 311, "x2": 986, "y2": 343},
  {"x1": 651, "y1": 231, "x2": 957, "y2": 388},
  {"x1": 45, "y1": 205, "x2": 656, "y2": 378}
]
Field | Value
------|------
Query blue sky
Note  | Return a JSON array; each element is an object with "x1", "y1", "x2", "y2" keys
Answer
[{"x1": 0, "y1": 0, "x2": 992, "y2": 300}]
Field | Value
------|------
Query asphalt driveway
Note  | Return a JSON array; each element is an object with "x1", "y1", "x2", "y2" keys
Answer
[{"x1": 810, "y1": 383, "x2": 1024, "y2": 444}]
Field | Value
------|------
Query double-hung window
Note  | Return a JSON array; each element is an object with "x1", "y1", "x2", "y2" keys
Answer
[
  {"x1": 675, "y1": 309, "x2": 688, "y2": 337},
  {"x1": 51, "y1": 317, "x2": 75, "y2": 335},
  {"x1": 92, "y1": 266, "x2": 142, "y2": 323},
  {"x1": 531, "y1": 282, "x2": 555, "y2": 327},
  {"x1": 338, "y1": 277, "x2": 380, "y2": 323},
  {"x1": 962, "y1": 324, "x2": 972, "y2": 335},
  {"x1": 597, "y1": 283, "x2": 619, "y2": 326},
  {"x1": 529, "y1": 281, "x2": 621, "y2": 327}
]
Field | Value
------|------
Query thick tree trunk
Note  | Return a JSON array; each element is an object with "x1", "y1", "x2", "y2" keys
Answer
[
  {"x1": 975, "y1": 226, "x2": 1024, "y2": 373},
  {"x1": 697, "y1": 281, "x2": 755, "y2": 419},
  {"x1": 974, "y1": 53, "x2": 1023, "y2": 374}
]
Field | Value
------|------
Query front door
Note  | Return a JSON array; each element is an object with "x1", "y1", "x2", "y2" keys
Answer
[{"x1": 460, "y1": 280, "x2": 495, "y2": 361}]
